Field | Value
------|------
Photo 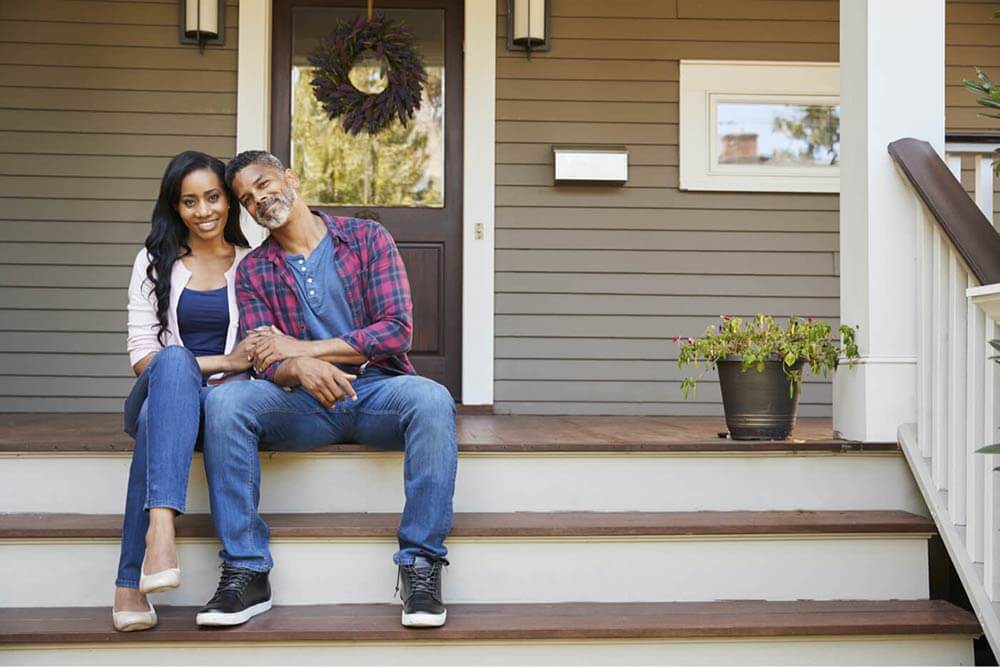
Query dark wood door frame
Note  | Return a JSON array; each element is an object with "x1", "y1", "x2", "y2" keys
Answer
[{"x1": 270, "y1": 0, "x2": 464, "y2": 396}]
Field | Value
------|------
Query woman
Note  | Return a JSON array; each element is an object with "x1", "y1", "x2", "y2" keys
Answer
[{"x1": 113, "y1": 151, "x2": 253, "y2": 631}]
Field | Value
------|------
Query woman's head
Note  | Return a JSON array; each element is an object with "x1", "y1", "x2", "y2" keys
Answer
[
  {"x1": 151, "y1": 151, "x2": 247, "y2": 249},
  {"x1": 144, "y1": 151, "x2": 249, "y2": 344}
]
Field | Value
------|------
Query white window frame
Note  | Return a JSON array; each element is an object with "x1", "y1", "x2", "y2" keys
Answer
[{"x1": 679, "y1": 60, "x2": 841, "y2": 193}]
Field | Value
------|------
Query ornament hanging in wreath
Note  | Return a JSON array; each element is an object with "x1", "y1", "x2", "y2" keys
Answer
[{"x1": 308, "y1": 3, "x2": 427, "y2": 136}]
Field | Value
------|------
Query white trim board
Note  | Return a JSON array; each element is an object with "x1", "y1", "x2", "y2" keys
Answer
[
  {"x1": 235, "y1": 0, "x2": 495, "y2": 404},
  {"x1": 679, "y1": 60, "x2": 841, "y2": 193}
]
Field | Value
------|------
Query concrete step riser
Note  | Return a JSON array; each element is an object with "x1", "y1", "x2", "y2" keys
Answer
[
  {"x1": 0, "y1": 636, "x2": 974, "y2": 666},
  {"x1": 2, "y1": 536, "x2": 929, "y2": 607},
  {"x1": 0, "y1": 452, "x2": 927, "y2": 514}
]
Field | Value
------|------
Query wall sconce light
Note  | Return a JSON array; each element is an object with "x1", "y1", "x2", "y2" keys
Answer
[
  {"x1": 180, "y1": 0, "x2": 225, "y2": 51},
  {"x1": 506, "y1": 0, "x2": 550, "y2": 56}
]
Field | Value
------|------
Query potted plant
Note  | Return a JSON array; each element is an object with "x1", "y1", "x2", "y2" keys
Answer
[{"x1": 675, "y1": 314, "x2": 859, "y2": 441}]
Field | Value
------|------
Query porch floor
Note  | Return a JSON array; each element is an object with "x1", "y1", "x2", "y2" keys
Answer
[{"x1": 0, "y1": 414, "x2": 895, "y2": 453}]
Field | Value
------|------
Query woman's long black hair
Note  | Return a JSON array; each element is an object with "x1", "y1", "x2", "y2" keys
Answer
[{"x1": 144, "y1": 151, "x2": 249, "y2": 345}]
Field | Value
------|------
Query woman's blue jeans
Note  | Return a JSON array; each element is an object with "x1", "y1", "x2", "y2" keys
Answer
[{"x1": 115, "y1": 346, "x2": 210, "y2": 589}]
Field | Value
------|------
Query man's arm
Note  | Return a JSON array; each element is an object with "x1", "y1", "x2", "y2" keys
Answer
[
  {"x1": 248, "y1": 328, "x2": 366, "y2": 371},
  {"x1": 235, "y1": 262, "x2": 284, "y2": 382},
  {"x1": 337, "y1": 222, "x2": 413, "y2": 362}
]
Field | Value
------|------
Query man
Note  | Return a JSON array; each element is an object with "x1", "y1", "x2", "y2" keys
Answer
[{"x1": 194, "y1": 150, "x2": 457, "y2": 629}]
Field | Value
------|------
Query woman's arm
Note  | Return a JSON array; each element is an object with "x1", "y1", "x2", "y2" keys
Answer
[
  {"x1": 195, "y1": 337, "x2": 252, "y2": 376},
  {"x1": 126, "y1": 249, "x2": 164, "y2": 375}
]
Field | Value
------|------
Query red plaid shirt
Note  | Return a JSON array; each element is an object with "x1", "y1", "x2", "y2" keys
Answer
[{"x1": 235, "y1": 211, "x2": 416, "y2": 380}]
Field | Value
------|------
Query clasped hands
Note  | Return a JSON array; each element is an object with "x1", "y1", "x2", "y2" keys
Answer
[{"x1": 242, "y1": 325, "x2": 358, "y2": 408}]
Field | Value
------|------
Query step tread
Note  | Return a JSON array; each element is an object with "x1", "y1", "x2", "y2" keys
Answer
[
  {"x1": 0, "y1": 601, "x2": 979, "y2": 644},
  {"x1": 0, "y1": 413, "x2": 897, "y2": 454},
  {"x1": 0, "y1": 510, "x2": 936, "y2": 539}
]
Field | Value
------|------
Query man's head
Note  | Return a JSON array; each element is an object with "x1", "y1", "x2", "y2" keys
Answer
[{"x1": 225, "y1": 151, "x2": 301, "y2": 231}]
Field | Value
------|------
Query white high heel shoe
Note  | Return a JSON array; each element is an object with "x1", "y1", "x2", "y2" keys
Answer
[
  {"x1": 112, "y1": 599, "x2": 157, "y2": 632},
  {"x1": 139, "y1": 555, "x2": 180, "y2": 594}
]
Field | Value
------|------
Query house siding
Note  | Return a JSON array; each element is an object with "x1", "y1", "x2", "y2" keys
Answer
[
  {"x1": 0, "y1": 0, "x2": 238, "y2": 411},
  {"x1": 494, "y1": 0, "x2": 1000, "y2": 417},
  {"x1": 0, "y1": 1, "x2": 997, "y2": 413}
]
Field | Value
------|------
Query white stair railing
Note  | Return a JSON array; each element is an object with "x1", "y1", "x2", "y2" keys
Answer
[{"x1": 900, "y1": 138, "x2": 1000, "y2": 652}]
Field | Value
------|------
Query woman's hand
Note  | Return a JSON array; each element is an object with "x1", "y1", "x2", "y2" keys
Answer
[{"x1": 224, "y1": 337, "x2": 254, "y2": 373}]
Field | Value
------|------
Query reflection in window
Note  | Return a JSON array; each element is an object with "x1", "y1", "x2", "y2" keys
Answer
[
  {"x1": 716, "y1": 103, "x2": 840, "y2": 167},
  {"x1": 291, "y1": 8, "x2": 444, "y2": 208}
]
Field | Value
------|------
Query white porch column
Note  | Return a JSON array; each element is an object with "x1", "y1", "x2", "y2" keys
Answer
[
  {"x1": 236, "y1": 0, "x2": 271, "y2": 247},
  {"x1": 833, "y1": 0, "x2": 945, "y2": 441}
]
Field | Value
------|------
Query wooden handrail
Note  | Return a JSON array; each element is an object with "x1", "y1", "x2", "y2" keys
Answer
[{"x1": 888, "y1": 138, "x2": 1000, "y2": 285}]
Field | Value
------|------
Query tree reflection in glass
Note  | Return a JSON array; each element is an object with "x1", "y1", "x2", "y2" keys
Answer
[
  {"x1": 717, "y1": 103, "x2": 840, "y2": 168},
  {"x1": 290, "y1": 63, "x2": 444, "y2": 208}
]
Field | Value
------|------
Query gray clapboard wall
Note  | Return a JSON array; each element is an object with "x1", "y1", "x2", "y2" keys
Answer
[
  {"x1": 493, "y1": 0, "x2": 1000, "y2": 417},
  {"x1": 0, "y1": 0, "x2": 238, "y2": 411}
]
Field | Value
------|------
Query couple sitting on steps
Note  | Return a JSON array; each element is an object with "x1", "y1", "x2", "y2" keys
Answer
[{"x1": 113, "y1": 149, "x2": 457, "y2": 632}]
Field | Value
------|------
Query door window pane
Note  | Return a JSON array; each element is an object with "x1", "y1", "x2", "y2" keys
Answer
[
  {"x1": 716, "y1": 102, "x2": 840, "y2": 167},
  {"x1": 291, "y1": 7, "x2": 445, "y2": 207}
]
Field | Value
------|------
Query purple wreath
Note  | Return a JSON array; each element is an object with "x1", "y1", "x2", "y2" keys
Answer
[{"x1": 308, "y1": 14, "x2": 427, "y2": 135}]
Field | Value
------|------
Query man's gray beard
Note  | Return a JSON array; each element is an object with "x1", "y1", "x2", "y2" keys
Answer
[{"x1": 257, "y1": 186, "x2": 295, "y2": 230}]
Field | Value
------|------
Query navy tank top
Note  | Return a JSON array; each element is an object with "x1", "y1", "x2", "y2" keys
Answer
[{"x1": 177, "y1": 286, "x2": 229, "y2": 358}]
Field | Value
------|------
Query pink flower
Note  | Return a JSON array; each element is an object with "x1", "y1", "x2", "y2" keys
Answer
[
  {"x1": 687, "y1": 337, "x2": 695, "y2": 344},
  {"x1": 806, "y1": 316, "x2": 814, "y2": 323},
  {"x1": 722, "y1": 315, "x2": 733, "y2": 321},
  {"x1": 672, "y1": 336, "x2": 681, "y2": 343}
]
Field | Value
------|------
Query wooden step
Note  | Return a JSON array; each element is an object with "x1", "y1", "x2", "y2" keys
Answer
[
  {"x1": 0, "y1": 510, "x2": 936, "y2": 539},
  {"x1": 0, "y1": 413, "x2": 896, "y2": 453},
  {"x1": 0, "y1": 511, "x2": 937, "y2": 606},
  {"x1": 0, "y1": 600, "x2": 979, "y2": 644},
  {"x1": 1, "y1": 442, "x2": 922, "y2": 516}
]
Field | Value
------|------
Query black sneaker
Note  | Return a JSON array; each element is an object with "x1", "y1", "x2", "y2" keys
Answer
[
  {"x1": 397, "y1": 559, "x2": 447, "y2": 627},
  {"x1": 196, "y1": 566, "x2": 272, "y2": 627}
]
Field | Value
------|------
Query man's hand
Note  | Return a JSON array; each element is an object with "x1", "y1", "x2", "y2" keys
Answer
[
  {"x1": 286, "y1": 357, "x2": 357, "y2": 408},
  {"x1": 247, "y1": 325, "x2": 313, "y2": 373}
]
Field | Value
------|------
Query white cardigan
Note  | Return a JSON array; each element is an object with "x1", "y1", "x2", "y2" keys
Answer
[{"x1": 126, "y1": 246, "x2": 253, "y2": 383}]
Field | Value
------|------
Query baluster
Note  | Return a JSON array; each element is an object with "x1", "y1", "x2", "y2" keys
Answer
[
  {"x1": 975, "y1": 154, "x2": 995, "y2": 226},
  {"x1": 968, "y1": 279, "x2": 986, "y2": 561},
  {"x1": 948, "y1": 251, "x2": 968, "y2": 522},
  {"x1": 931, "y1": 227, "x2": 949, "y2": 489},
  {"x1": 984, "y1": 319, "x2": 1000, "y2": 599},
  {"x1": 918, "y1": 202, "x2": 934, "y2": 456},
  {"x1": 946, "y1": 153, "x2": 962, "y2": 180}
]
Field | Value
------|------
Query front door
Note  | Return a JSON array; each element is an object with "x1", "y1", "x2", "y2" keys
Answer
[{"x1": 271, "y1": 0, "x2": 463, "y2": 396}]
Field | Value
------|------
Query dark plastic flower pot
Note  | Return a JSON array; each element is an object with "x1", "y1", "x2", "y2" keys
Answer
[{"x1": 717, "y1": 359, "x2": 802, "y2": 441}]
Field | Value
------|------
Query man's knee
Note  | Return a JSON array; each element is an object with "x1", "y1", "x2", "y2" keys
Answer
[
  {"x1": 204, "y1": 381, "x2": 257, "y2": 430},
  {"x1": 399, "y1": 377, "x2": 456, "y2": 422}
]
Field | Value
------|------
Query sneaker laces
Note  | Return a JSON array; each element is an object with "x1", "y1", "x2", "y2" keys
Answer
[
  {"x1": 395, "y1": 561, "x2": 442, "y2": 599},
  {"x1": 214, "y1": 566, "x2": 257, "y2": 598}
]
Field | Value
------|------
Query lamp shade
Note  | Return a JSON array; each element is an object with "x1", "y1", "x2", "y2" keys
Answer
[
  {"x1": 512, "y1": 0, "x2": 544, "y2": 45},
  {"x1": 181, "y1": 0, "x2": 223, "y2": 44},
  {"x1": 506, "y1": 0, "x2": 549, "y2": 52}
]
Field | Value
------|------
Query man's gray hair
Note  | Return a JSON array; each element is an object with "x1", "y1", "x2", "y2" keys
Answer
[{"x1": 225, "y1": 150, "x2": 286, "y2": 190}]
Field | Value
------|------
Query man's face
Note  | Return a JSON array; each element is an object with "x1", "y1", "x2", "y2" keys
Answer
[{"x1": 232, "y1": 163, "x2": 299, "y2": 231}]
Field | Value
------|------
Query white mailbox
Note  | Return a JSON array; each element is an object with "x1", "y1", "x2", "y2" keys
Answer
[{"x1": 553, "y1": 146, "x2": 628, "y2": 184}]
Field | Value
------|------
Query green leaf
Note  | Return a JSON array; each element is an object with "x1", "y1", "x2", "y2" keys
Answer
[{"x1": 976, "y1": 443, "x2": 1000, "y2": 454}]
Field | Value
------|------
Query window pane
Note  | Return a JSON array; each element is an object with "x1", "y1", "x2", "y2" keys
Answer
[
  {"x1": 291, "y1": 8, "x2": 445, "y2": 208},
  {"x1": 716, "y1": 103, "x2": 840, "y2": 167}
]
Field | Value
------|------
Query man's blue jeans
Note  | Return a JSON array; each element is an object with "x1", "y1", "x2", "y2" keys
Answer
[
  {"x1": 202, "y1": 369, "x2": 457, "y2": 571},
  {"x1": 116, "y1": 346, "x2": 210, "y2": 589}
]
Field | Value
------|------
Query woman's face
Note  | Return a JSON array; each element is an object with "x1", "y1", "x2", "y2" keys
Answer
[{"x1": 176, "y1": 168, "x2": 229, "y2": 244}]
